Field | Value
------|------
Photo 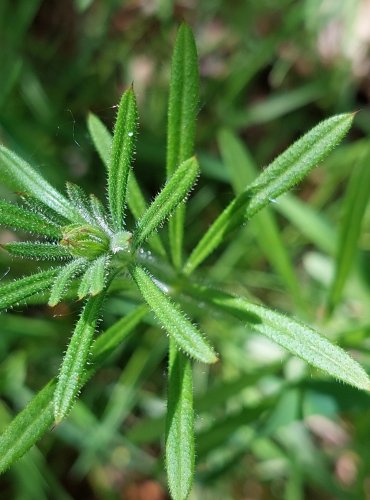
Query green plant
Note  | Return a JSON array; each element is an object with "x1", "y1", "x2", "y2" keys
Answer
[{"x1": 0, "y1": 23, "x2": 368, "y2": 500}]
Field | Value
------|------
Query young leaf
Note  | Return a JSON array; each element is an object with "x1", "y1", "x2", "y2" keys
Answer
[
  {"x1": 0, "y1": 306, "x2": 147, "y2": 473},
  {"x1": 54, "y1": 293, "x2": 105, "y2": 423},
  {"x1": 0, "y1": 268, "x2": 60, "y2": 311},
  {"x1": 87, "y1": 112, "x2": 111, "y2": 169},
  {"x1": 327, "y1": 150, "x2": 370, "y2": 314},
  {"x1": 108, "y1": 88, "x2": 138, "y2": 231},
  {"x1": 0, "y1": 146, "x2": 79, "y2": 221},
  {"x1": 88, "y1": 112, "x2": 165, "y2": 255},
  {"x1": 184, "y1": 113, "x2": 354, "y2": 275},
  {"x1": 48, "y1": 258, "x2": 88, "y2": 306},
  {"x1": 3, "y1": 242, "x2": 71, "y2": 261},
  {"x1": 130, "y1": 265, "x2": 217, "y2": 364},
  {"x1": 66, "y1": 182, "x2": 95, "y2": 224},
  {"x1": 0, "y1": 199, "x2": 61, "y2": 238},
  {"x1": 166, "y1": 23, "x2": 199, "y2": 269},
  {"x1": 133, "y1": 157, "x2": 199, "y2": 250},
  {"x1": 20, "y1": 193, "x2": 70, "y2": 227},
  {"x1": 89, "y1": 194, "x2": 111, "y2": 233},
  {"x1": 187, "y1": 284, "x2": 370, "y2": 391},
  {"x1": 77, "y1": 255, "x2": 109, "y2": 299},
  {"x1": 166, "y1": 341, "x2": 195, "y2": 500}
]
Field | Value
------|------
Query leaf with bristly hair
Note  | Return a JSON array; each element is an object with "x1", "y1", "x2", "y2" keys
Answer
[
  {"x1": 77, "y1": 255, "x2": 110, "y2": 299},
  {"x1": 3, "y1": 242, "x2": 71, "y2": 261},
  {"x1": 66, "y1": 182, "x2": 95, "y2": 225},
  {"x1": 48, "y1": 258, "x2": 88, "y2": 306},
  {"x1": 131, "y1": 265, "x2": 217, "y2": 364},
  {"x1": 184, "y1": 113, "x2": 354, "y2": 275},
  {"x1": 0, "y1": 199, "x2": 61, "y2": 238},
  {"x1": 108, "y1": 88, "x2": 138, "y2": 231}
]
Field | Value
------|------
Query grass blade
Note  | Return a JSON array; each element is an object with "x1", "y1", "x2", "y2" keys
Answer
[
  {"x1": 0, "y1": 145, "x2": 79, "y2": 221},
  {"x1": 166, "y1": 23, "x2": 199, "y2": 269},
  {"x1": 131, "y1": 265, "x2": 217, "y2": 364},
  {"x1": 0, "y1": 306, "x2": 147, "y2": 473},
  {"x1": 218, "y1": 129, "x2": 302, "y2": 304},
  {"x1": 3, "y1": 242, "x2": 71, "y2": 261},
  {"x1": 54, "y1": 293, "x2": 105, "y2": 423},
  {"x1": 187, "y1": 284, "x2": 370, "y2": 391},
  {"x1": 133, "y1": 157, "x2": 199, "y2": 250},
  {"x1": 327, "y1": 150, "x2": 370, "y2": 314},
  {"x1": 184, "y1": 113, "x2": 354, "y2": 275},
  {"x1": 166, "y1": 341, "x2": 194, "y2": 500},
  {"x1": 108, "y1": 88, "x2": 138, "y2": 231},
  {"x1": 0, "y1": 268, "x2": 59, "y2": 311},
  {"x1": 0, "y1": 199, "x2": 61, "y2": 238}
]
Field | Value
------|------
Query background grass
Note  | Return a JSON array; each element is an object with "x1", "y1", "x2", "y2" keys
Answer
[{"x1": 1, "y1": 0, "x2": 370, "y2": 498}]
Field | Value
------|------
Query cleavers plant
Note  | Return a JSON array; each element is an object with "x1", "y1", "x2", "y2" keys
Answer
[{"x1": 0, "y1": 24, "x2": 369, "y2": 500}]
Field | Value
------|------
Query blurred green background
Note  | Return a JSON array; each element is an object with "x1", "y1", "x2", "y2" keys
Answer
[{"x1": 1, "y1": 0, "x2": 370, "y2": 498}]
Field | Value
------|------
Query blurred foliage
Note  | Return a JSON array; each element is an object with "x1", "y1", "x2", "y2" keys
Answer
[{"x1": 1, "y1": 0, "x2": 370, "y2": 498}]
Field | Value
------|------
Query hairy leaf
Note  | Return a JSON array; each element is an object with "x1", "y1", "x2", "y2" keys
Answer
[
  {"x1": 0, "y1": 306, "x2": 147, "y2": 473},
  {"x1": 48, "y1": 258, "x2": 88, "y2": 306},
  {"x1": 0, "y1": 268, "x2": 59, "y2": 311},
  {"x1": 108, "y1": 88, "x2": 138, "y2": 230},
  {"x1": 131, "y1": 265, "x2": 217, "y2": 364},
  {"x1": 77, "y1": 255, "x2": 109, "y2": 299},
  {"x1": 166, "y1": 23, "x2": 199, "y2": 268},
  {"x1": 87, "y1": 112, "x2": 111, "y2": 169},
  {"x1": 54, "y1": 293, "x2": 105, "y2": 422},
  {"x1": 0, "y1": 146, "x2": 79, "y2": 221},
  {"x1": 0, "y1": 199, "x2": 60, "y2": 238},
  {"x1": 89, "y1": 194, "x2": 111, "y2": 233},
  {"x1": 187, "y1": 285, "x2": 370, "y2": 391},
  {"x1": 184, "y1": 113, "x2": 354, "y2": 274},
  {"x1": 133, "y1": 157, "x2": 199, "y2": 250},
  {"x1": 166, "y1": 341, "x2": 194, "y2": 500},
  {"x1": 66, "y1": 182, "x2": 95, "y2": 224},
  {"x1": 3, "y1": 242, "x2": 71, "y2": 261}
]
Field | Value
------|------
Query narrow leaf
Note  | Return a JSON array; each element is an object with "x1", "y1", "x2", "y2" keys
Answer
[
  {"x1": 0, "y1": 145, "x2": 79, "y2": 221},
  {"x1": 89, "y1": 194, "x2": 111, "y2": 233},
  {"x1": 327, "y1": 150, "x2": 370, "y2": 314},
  {"x1": 66, "y1": 182, "x2": 95, "y2": 224},
  {"x1": 77, "y1": 255, "x2": 109, "y2": 299},
  {"x1": 187, "y1": 285, "x2": 370, "y2": 391},
  {"x1": 0, "y1": 306, "x2": 147, "y2": 473},
  {"x1": 54, "y1": 293, "x2": 105, "y2": 422},
  {"x1": 88, "y1": 112, "x2": 165, "y2": 255},
  {"x1": 131, "y1": 265, "x2": 217, "y2": 364},
  {"x1": 133, "y1": 157, "x2": 199, "y2": 250},
  {"x1": 166, "y1": 341, "x2": 194, "y2": 500},
  {"x1": 166, "y1": 23, "x2": 199, "y2": 268},
  {"x1": 48, "y1": 258, "x2": 88, "y2": 306},
  {"x1": 0, "y1": 199, "x2": 61, "y2": 238},
  {"x1": 184, "y1": 113, "x2": 354, "y2": 274},
  {"x1": 0, "y1": 268, "x2": 59, "y2": 311},
  {"x1": 108, "y1": 88, "x2": 138, "y2": 230},
  {"x1": 3, "y1": 242, "x2": 71, "y2": 261},
  {"x1": 20, "y1": 193, "x2": 70, "y2": 227},
  {"x1": 87, "y1": 112, "x2": 111, "y2": 169}
]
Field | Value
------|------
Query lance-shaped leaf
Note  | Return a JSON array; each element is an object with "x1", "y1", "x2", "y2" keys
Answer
[
  {"x1": 0, "y1": 306, "x2": 147, "y2": 473},
  {"x1": 327, "y1": 150, "x2": 370, "y2": 315},
  {"x1": 3, "y1": 242, "x2": 71, "y2": 261},
  {"x1": 89, "y1": 194, "x2": 111, "y2": 233},
  {"x1": 48, "y1": 258, "x2": 88, "y2": 306},
  {"x1": 133, "y1": 157, "x2": 199, "y2": 250},
  {"x1": 66, "y1": 182, "x2": 96, "y2": 225},
  {"x1": 108, "y1": 88, "x2": 138, "y2": 231},
  {"x1": 0, "y1": 268, "x2": 59, "y2": 311},
  {"x1": 0, "y1": 145, "x2": 79, "y2": 221},
  {"x1": 77, "y1": 255, "x2": 109, "y2": 299},
  {"x1": 88, "y1": 112, "x2": 165, "y2": 255},
  {"x1": 131, "y1": 265, "x2": 217, "y2": 364},
  {"x1": 166, "y1": 23, "x2": 199, "y2": 269},
  {"x1": 54, "y1": 293, "x2": 105, "y2": 422},
  {"x1": 0, "y1": 199, "x2": 60, "y2": 238},
  {"x1": 187, "y1": 284, "x2": 370, "y2": 391},
  {"x1": 166, "y1": 341, "x2": 195, "y2": 500},
  {"x1": 184, "y1": 113, "x2": 354, "y2": 275},
  {"x1": 20, "y1": 194, "x2": 70, "y2": 227}
]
